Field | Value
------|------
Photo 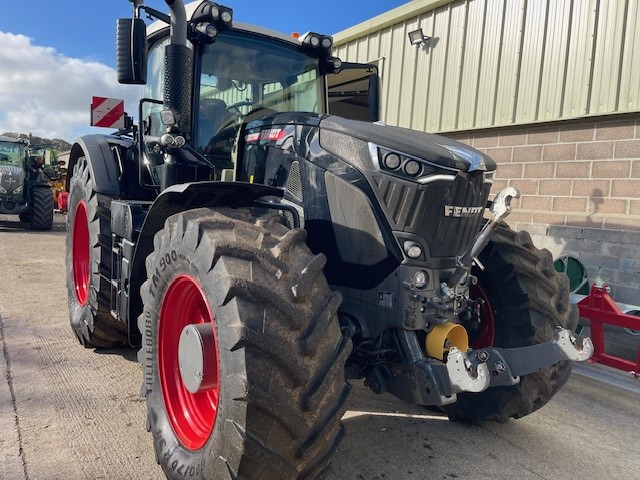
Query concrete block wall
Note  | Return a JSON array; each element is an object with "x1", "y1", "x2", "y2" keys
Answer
[{"x1": 446, "y1": 114, "x2": 640, "y2": 305}]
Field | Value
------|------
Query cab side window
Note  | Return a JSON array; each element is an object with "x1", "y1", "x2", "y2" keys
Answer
[{"x1": 142, "y1": 37, "x2": 170, "y2": 138}]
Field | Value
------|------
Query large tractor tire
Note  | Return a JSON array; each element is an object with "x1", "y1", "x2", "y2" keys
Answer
[
  {"x1": 29, "y1": 187, "x2": 54, "y2": 230},
  {"x1": 139, "y1": 207, "x2": 352, "y2": 480},
  {"x1": 65, "y1": 157, "x2": 127, "y2": 347},
  {"x1": 445, "y1": 224, "x2": 579, "y2": 424}
]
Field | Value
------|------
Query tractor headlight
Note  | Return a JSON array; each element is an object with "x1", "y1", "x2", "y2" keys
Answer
[
  {"x1": 370, "y1": 144, "x2": 458, "y2": 184},
  {"x1": 0, "y1": 185, "x2": 6, "y2": 193},
  {"x1": 404, "y1": 160, "x2": 422, "y2": 176},
  {"x1": 14, "y1": 185, "x2": 22, "y2": 194},
  {"x1": 383, "y1": 152, "x2": 401, "y2": 170}
]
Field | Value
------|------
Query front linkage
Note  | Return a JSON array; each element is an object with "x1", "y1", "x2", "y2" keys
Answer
[
  {"x1": 369, "y1": 186, "x2": 594, "y2": 407},
  {"x1": 390, "y1": 326, "x2": 593, "y2": 406}
]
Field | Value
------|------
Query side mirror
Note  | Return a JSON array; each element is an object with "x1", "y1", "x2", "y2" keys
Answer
[
  {"x1": 116, "y1": 18, "x2": 148, "y2": 85},
  {"x1": 327, "y1": 62, "x2": 380, "y2": 122}
]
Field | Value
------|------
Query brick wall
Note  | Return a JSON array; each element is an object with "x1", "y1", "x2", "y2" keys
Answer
[{"x1": 446, "y1": 114, "x2": 640, "y2": 305}]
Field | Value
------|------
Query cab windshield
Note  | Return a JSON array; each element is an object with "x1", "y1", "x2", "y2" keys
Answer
[
  {"x1": 0, "y1": 141, "x2": 26, "y2": 167},
  {"x1": 196, "y1": 31, "x2": 324, "y2": 153}
]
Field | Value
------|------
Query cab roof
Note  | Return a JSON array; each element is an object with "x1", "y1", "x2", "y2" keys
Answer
[
  {"x1": 0, "y1": 135, "x2": 27, "y2": 144},
  {"x1": 146, "y1": 0, "x2": 303, "y2": 47}
]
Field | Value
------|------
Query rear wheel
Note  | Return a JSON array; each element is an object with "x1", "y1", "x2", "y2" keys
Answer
[
  {"x1": 139, "y1": 207, "x2": 352, "y2": 479},
  {"x1": 65, "y1": 157, "x2": 127, "y2": 347},
  {"x1": 29, "y1": 187, "x2": 54, "y2": 230},
  {"x1": 447, "y1": 224, "x2": 578, "y2": 423}
]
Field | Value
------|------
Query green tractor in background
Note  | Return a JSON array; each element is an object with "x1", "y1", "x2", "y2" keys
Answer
[{"x1": 0, "y1": 135, "x2": 57, "y2": 230}]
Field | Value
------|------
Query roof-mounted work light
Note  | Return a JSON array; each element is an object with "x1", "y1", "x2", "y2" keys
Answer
[
  {"x1": 300, "y1": 32, "x2": 333, "y2": 54},
  {"x1": 189, "y1": 1, "x2": 233, "y2": 44}
]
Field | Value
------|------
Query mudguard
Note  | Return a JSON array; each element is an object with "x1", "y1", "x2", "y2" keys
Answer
[
  {"x1": 127, "y1": 181, "x2": 286, "y2": 343},
  {"x1": 67, "y1": 134, "x2": 132, "y2": 195}
]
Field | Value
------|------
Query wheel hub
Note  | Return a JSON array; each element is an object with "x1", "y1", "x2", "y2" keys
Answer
[
  {"x1": 158, "y1": 275, "x2": 220, "y2": 451},
  {"x1": 178, "y1": 323, "x2": 218, "y2": 394},
  {"x1": 72, "y1": 200, "x2": 90, "y2": 306}
]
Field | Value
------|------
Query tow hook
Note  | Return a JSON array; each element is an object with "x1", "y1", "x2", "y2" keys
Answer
[
  {"x1": 443, "y1": 327, "x2": 593, "y2": 394},
  {"x1": 446, "y1": 347, "x2": 490, "y2": 393},
  {"x1": 555, "y1": 327, "x2": 594, "y2": 362}
]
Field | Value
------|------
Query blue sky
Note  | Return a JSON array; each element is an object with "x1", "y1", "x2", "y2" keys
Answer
[
  {"x1": 0, "y1": 1, "x2": 407, "y2": 67},
  {"x1": 0, "y1": 1, "x2": 407, "y2": 142}
]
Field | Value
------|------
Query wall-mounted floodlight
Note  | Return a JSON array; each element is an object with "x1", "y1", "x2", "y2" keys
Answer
[{"x1": 408, "y1": 28, "x2": 431, "y2": 47}]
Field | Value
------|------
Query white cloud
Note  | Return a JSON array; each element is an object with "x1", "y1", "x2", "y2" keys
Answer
[{"x1": 0, "y1": 32, "x2": 142, "y2": 142}]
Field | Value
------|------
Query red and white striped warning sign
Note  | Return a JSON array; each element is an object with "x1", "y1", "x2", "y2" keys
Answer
[{"x1": 91, "y1": 96, "x2": 125, "y2": 128}]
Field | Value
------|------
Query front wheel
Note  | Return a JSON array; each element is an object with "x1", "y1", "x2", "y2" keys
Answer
[
  {"x1": 139, "y1": 207, "x2": 351, "y2": 479},
  {"x1": 29, "y1": 187, "x2": 54, "y2": 230},
  {"x1": 446, "y1": 224, "x2": 579, "y2": 424}
]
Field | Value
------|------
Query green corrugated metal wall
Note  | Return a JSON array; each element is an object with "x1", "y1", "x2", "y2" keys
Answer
[{"x1": 333, "y1": 0, "x2": 640, "y2": 132}]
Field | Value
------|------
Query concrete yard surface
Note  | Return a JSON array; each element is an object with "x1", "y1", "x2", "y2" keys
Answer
[{"x1": 1, "y1": 213, "x2": 639, "y2": 480}]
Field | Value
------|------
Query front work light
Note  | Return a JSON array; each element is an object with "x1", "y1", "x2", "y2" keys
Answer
[
  {"x1": 404, "y1": 241, "x2": 423, "y2": 259},
  {"x1": 160, "y1": 109, "x2": 178, "y2": 126}
]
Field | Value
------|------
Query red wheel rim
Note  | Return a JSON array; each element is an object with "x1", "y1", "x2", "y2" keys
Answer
[
  {"x1": 469, "y1": 283, "x2": 496, "y2": 348},
  {"x1": 72, "y1": 200, "x2": 90, "y2": 306},
  {"x1": 158, "y1": 275, "x2": 220, "y2": 450}
]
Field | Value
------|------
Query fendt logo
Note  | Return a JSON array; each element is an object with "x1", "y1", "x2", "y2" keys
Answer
[{"x1": 444, "y1": 205, "x2": 484, "y2": 217}]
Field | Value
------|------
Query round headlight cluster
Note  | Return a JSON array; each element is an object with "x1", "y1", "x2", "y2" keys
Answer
[{"x1": 381, "y1": 151, "x2": 424, "y2": 177}]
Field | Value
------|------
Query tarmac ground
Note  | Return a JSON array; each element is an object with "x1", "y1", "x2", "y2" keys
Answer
[{"x1": 1, "y1": 213, "x2": 639, "y2": 480}]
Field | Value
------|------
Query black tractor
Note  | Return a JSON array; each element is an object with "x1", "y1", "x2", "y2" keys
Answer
[
  {"x1": 0, "y1": 135, "x2": 55, "y2": 230},
  {"x1": 64, "y1": 1, "x2": 593, "y2": 478}
]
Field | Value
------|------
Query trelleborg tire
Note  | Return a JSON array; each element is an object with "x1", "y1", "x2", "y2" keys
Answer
[
  {"x1": 30, "y1": 187, "x2": 54, "y2": 230},
  {"x1": 138, "y1": 207, "x2": 352, "y2": 479},
  {"x1": 65, "y1": 156, "x2": 127, "y2": 347},
  {"x1": 444, "y1": 224, "x2": 579, "y2": 424}
]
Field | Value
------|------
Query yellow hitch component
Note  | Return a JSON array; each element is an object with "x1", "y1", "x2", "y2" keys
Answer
[{"x1": 425, "y1": 323, "x2": 469, "y2": 360}]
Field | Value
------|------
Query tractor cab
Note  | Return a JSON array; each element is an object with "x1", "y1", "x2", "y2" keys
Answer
[
  {"x1": 141, "y1": 27, "x2": 331, "y2": 182},
  {"x1": 118, "y1": 1, "x2": 378, "y2": 189}
]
